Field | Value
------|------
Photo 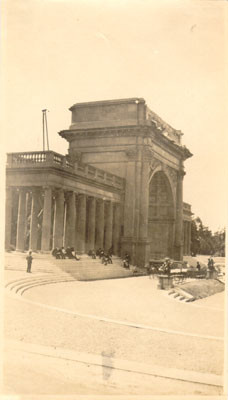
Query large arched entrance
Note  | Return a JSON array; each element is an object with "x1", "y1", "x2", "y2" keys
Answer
[{"x1": 148, "y1": 171, "x2": 175, "y2": 259}]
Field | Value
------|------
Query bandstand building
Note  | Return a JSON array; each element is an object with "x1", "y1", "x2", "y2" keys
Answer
[{"x1": 5, "y1": 98, "x2": 192, "y2": 266}]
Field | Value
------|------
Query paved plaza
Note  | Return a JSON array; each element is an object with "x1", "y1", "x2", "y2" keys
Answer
[{"x1": 2, "y1": 253, "x2": 226, "y2": 396}]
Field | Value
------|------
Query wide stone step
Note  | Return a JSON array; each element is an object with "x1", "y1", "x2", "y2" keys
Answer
[{"x1": 5, "y1": 254, "x2": 137, "y2": 296}]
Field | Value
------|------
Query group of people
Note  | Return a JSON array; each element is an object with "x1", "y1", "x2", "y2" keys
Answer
[
  {"x1": 88, "y1": 247, "x2": 113, "y2": 266},
  {"x1": 207, "y1": 256, "x2": 216, "y2": 279},
  {"x1": 196, "y1": 257, "x2": 216, "y2": 279},
  {"x1": 25, "y1": 244, "x2": 220, "y2": 282},
  {"x1": 25, "y1": 247, "x2": 133, "y2": 274},
  {"x1": 87, "y1": 248, "x2": 131, "y2": 269},
  {"x1": 51, "y1": 247, "x2": 80, "y2": 260}
]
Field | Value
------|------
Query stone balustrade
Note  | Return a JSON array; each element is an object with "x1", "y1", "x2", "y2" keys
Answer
[{"x1": 6, "y1": 151, "x2": 125, "y2": 190}]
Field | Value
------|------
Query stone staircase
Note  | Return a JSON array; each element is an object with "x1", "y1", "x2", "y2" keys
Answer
[
  {"x1": 167, "y1": 288, "x2": 196, "y2": 303},
  {"x1": 5, "y1": 252, "x2": 140, "y2": 296}
]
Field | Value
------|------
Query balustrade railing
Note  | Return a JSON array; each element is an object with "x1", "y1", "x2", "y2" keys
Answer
[
  {"x1": 7, "y1": 151, "x2": 125, "y2": 190},
  {"x1": 11, "y1": 152, "x2": 47, "y2": 164}
]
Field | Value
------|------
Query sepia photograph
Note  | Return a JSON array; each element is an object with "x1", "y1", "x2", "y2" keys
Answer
[{"x1": 1, "y1": 0, "x2": 227, "y2": 399}]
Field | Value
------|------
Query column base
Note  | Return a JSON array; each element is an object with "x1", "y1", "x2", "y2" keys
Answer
[
  {"x1": 15, "y1": 249, "x2": 27, "y2": 253},
  {"x1": 121, "y1": 237, "x2": 151, "y2": 267},
  {"x1": 173, "y1": 244, "x2": 183, "y2": 261}
]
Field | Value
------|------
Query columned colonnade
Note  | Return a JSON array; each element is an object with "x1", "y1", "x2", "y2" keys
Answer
[
  {"x1": 183, "y1": 220, "x2": 191, "y2": 256},
  {"x1": 5, "y1": 186, "x2": 122, "y2": 255}
]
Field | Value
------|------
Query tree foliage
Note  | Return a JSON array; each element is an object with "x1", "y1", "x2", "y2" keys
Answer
[{"x1": 190, "y1": 217, "x2": 225, "y2": 256}]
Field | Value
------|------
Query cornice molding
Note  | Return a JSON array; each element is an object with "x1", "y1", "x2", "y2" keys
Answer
[{"x1": 59, "y1": 125, "x2": 192, "y2": 161}]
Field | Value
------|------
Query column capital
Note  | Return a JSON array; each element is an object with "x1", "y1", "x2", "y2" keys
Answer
[
  {"x1": 77, "y1": 192, "x2": 86, "y2": 199},
  {"x1": 55, "y1": 187, "x2": 64, "y2": 192},
  {"x1": 142, "y1": 147, "x2": 153, "y2": 161},
  {"x1": 52, "y1": 187, "x2": 64, "y2": 198},
  {"x1": 104, "y1": 199, "x2": 113, "y2": 205},
  {"x1": 17, "y1": 187, "x2": 27, "y2": 192},
  {"x1": 30, "y1": 187, "x2": 40, "y2": 194},
  {"x1": 96, "y1": 197, "x2": 105, "y2": 203},
  {"x1": 64, "y1": 190, "x2": 76, "y2": 200},
  {"x1": 177, "y1": 169, "x2": 186, "y2": 179},
  {"x1": 42, "y1": 185, "x2": 53, "y2": 190}
]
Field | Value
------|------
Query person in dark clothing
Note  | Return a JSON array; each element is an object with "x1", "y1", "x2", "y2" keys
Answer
[
  {"x1": 96, "y1": 248, "x2": 102, "y2": 257},
  {"x1": 91, "y1": 250, "x2": 96, "y2": 259},
  {"x1": 159, "y1": 258, "x2": 171, "y2": 275},
  {"x1": 65, "y1": 247, "x2": 73, "y2": 258},
  {"x1": 99, "y1": 249, "x2": 104, "y2": 259},
  {"x1": 71, "y1": 247, "x2": 80, "y2": 261},
  {"x1": 207, "y1": 257, "x2": 215, "y2": 278},
  {"x1": 60, "y1": 247, "x2": 66, "y2": 259},
  {"x1": 56, "y1": 248, "x2": 62, "y2": 259},
  {"x1": 102, "y1": 253, "x2": 110, "y2": 265},
  {"x1": 196, "y1": 261, "x2": 201, "y2": 271},
  {"x1": 26, "y1": 251, "x2": 33, "y2": 273},
  {"x1": 123, "y1": 253, "x2": 130, "y2": 269},
  {"x1": 52, "y1": 248, "x2": 58, "y2": 258}
]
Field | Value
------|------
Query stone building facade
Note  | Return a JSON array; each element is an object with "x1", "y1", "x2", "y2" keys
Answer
[{"x1": 5, "y1": 98, "x2": 192, "y2": 266}]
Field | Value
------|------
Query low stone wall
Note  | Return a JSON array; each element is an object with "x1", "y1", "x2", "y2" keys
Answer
[{"x1": 177, "y1": 279, "x2": 225, "y2": 300}]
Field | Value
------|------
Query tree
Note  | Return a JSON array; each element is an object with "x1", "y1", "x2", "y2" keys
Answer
[
  {"x1": 213, "y1": 229, "x2": 225, "y2": 256},
  {"x1": 190, "y1": 216, "x2": 225, "y2": 256}
]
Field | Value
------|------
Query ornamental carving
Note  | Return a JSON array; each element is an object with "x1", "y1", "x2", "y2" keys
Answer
[{"x1": 150, "y1": 158, "x2": 161, "y2": 172}]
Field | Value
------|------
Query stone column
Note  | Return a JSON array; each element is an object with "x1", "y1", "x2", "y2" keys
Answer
[
  {"x1": 16, "y1": 189, "x2": 27, "y2": 251},
  {"x1": 139, "y1": 159, "x2": 150, "y2": 239},
  {"x1": 186, "y1": 222, "x2": 189, "y2": 255},
  {"x1": 87, "y1": 196, "x2": 96, "y2": 251},
  {"x1": 53, "y1": 189, "x2": 65, "y2": 249},
  {"x1": 183, "y1": 222, "x2": 186, "y2": 255},
  {"x1": 95, "y1": 199, "x2": 104, "y2": 249},
  {"x1": 123, "y1": 158, "x2": 136, "y2": 238},
  {"x1": 24, "y1": 192, "x2": 30, "y2": 240},
  {"x1": 187, "y1": 221, "x2": 191, "y2": 255},
  {"x1": 5, "y1": 187, "x2": 13, "y2": 250},
  {"x1": 137, "y1": 155, "x2": 151, "y2": 266},
  {"x1": 64, "y1": 191, "x2": 76, "y2": 248},
  {"x1": 113, "y1": 203, "x2": 121, "y2": 255},
  {"x1": 41, "y1": 187, "x2": 53, "y2": 251},
  {"x1": 104, "y1": 201, "x2": 113, "y2": 251},
  {"x1": 122, "y1": 152, "x2": 137, "y2": 260},
  {"x1": 174, "y1": 171, "x2": 184, "y2": 260},
  {"x1": 29, "y1": 189, "x2": 39, "y2": 251},
  {"x1": 76, "y1": 194, "x2": 86, "y2": 253}
]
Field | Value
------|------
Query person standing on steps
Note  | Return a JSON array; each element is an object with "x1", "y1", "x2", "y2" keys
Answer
[{"x1": 26, "y1": 250, "x2": 33, "y2": 273}]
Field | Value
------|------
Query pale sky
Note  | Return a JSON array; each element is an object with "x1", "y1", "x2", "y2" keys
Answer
[{"x1": 1, "y1": 0, "x2": 227, "y2": 232}]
